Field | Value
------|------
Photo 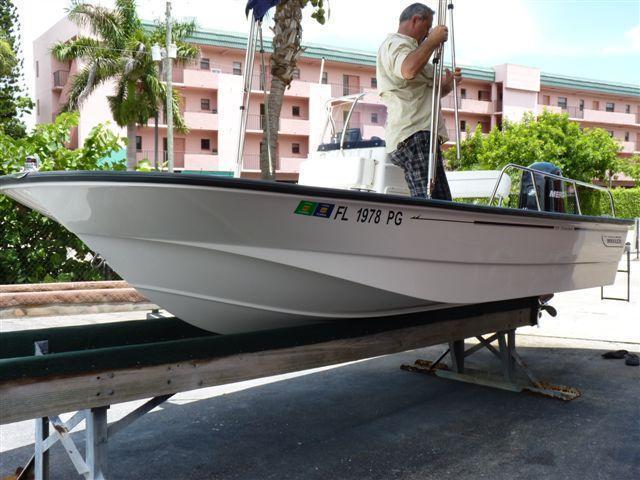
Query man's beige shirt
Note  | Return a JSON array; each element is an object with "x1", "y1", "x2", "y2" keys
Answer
[{"x1": 377, "y1": 32, "x2": 448, "y2": 153}]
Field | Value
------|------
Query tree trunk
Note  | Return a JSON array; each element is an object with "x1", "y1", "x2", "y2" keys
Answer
[
  {"x1": 260, "y1": 0, "x2": 307, "y2": 181},
  {"x1": 260, "y1": 77, "x2": 286, "y2": 180},
  {"x1": 126, "y1": 123, "x2": 137, "y2": 171}
]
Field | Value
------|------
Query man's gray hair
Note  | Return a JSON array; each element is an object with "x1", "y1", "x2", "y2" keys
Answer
[{"x1": 399, "y1": 3, "x2": 435, "y2": 23}]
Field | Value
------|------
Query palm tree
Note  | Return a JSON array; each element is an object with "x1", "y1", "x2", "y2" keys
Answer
[
  {"x1": 52, "y1": 0, "x2": 199, "y2": 170},
  {"x1": 260, "y1": 0, "x2": 327, "y2": 180}
]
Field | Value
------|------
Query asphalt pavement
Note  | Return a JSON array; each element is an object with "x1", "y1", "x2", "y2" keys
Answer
[{"x1": 1, "y1": 258, "x2": 638, "y2": 479}]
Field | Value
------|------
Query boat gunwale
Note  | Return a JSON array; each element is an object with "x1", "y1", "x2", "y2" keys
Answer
[{"x1": 0, "y1": 171, "x2": 634, "y2": 226}]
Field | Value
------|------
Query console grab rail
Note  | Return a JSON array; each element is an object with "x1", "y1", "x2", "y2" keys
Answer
[{"x1": 489, "y1": 163, "x2": 616, "y2": 217}]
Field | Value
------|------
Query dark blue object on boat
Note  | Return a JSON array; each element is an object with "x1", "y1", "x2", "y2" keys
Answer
[{"x1": 246, "y1": 0, "x2": 280, "y2": 21}]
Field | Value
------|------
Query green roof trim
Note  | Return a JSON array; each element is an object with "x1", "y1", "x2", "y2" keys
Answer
[
  {"x1": 147, "y1": 22, "x2": 638, "y2": 98},
  {"x1": 540, "y1": 73, "x2": 640, "y2": 98}
]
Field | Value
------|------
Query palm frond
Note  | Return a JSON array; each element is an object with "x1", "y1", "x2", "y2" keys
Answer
[
  {"x1": 51, "y1": 37, "x2": 111, "y2": 63},
  {"x1": 63, "y1": 60, "x2": 118, "y2": 110},
  {"x1": 67, "y1": 1, "x2": 124, "y2": 48}
]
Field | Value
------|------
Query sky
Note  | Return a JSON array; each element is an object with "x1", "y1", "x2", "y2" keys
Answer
[{"x1": 14, "y1": 0, "x2": 640, "y2": 128}]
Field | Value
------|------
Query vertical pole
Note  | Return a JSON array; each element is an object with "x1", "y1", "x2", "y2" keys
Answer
[
  {"x1": 154, "y1": 111, "x2": 159, "y2": 170},
  {"x1": 449, "y1": 340, "x2": 465, "y2": 373},
  {"x1": 427, "y1": 0, "x2": 447, "y2": 198},
  {"x1": 235, "y1": 13, "x2": 258, "y2": 177},
  {"x1": 85, "y1": 407, "x2": 108, "y2": 480},
  {"x1": 448, "y1": 0, "x2": 461, "y2": 161},
  {"x1": 165, "y1": 0, "x2": 174, "y2": 173},
  {"x1": 34, "y1": 340, "x2": 50, "y2": 480},
  {"x1": 319, "y1": 56, "x2": 326, "y2": 84}
]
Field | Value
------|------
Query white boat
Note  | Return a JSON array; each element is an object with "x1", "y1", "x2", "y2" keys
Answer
[{"x1": 0, "y1": 164, "x2": 632, "y2": 334}]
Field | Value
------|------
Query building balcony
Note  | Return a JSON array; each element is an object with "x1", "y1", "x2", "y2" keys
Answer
[
  {"x1": 245, "y1": 114, "x2": 309, "y2": 135},
  {"x1": 241, "y1": 154, "x2": 305, "y2": 172},
  {"x1": 538, "y1": 105, "x2": 563, "y2": 114},
  {"x1": 619, "y1": 141, "x2": 638, "y2": 154},
  {"x1": 580, "y1": 108, "x2": 637, "y2": 126},
  {"x1": 52, "y1": 70, "x2": 69, "y2": 90},
  {"x1": 182, "y1": 67, "x2": 219, "y2": 89},
  {"x1": 183, "y1": 110, "x2": 219, "y2": 130},
  {"x1": 250, "y1": 76, "x2": 310, "y2": 97},
  {"x1": 441, "y1": 97, "x2": 494, "y2": 114},
  {"x1": 135, "y1": 150, "x2": 219, "y2": 170}
]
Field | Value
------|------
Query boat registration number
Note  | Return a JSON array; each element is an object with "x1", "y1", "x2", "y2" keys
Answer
[{"x1": 294, "y1": 201, "x2": 403, "y2": 226}]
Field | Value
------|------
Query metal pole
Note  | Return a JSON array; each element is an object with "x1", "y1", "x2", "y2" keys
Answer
[
  {"x1": 235, "y1": 12, "x2": 258, "y2": 177},
  {"x1": 319, "y1": 56, "x2": 326, "y2": 84},
  {"x1": 165, "y1": 0, "x2": 174, "y2": 173},
  {"x1": 427, "y1": 0, "x2": 447, "y2": 198},
  {"x1": 448, "y1": 0, "x2": 461, "y2": 161}
]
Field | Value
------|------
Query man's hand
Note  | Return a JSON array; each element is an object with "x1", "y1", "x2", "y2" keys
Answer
[
  {"x1": 426, "y1": 25, "x2": 448, "y2": 48},
  {"x1": 441, "y1": 67, "x2": 462, "y2": 96},
  {"x1": 400, "y1": 26, "x2": 449, "y2": 80}
]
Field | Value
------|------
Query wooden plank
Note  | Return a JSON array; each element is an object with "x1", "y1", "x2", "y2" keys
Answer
[{"x1": 0, "y1": 307, "x2": 533, "y2": 424}]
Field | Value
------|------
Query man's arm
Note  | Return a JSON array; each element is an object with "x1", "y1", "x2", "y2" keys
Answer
[
  {"x1": 440, "y1": 67, "x2": 462, "y2": 97},
  {"x1": 400, "y1": 26, "x2": 448, "y2": 80}
]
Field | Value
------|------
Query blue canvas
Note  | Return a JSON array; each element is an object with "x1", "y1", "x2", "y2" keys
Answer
[{"x1": 245, "y1": 0, "x2": 280, "y2": 21}]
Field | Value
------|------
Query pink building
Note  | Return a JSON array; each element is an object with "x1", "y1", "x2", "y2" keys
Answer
[{"x1": 35, "y1": 19, "x2": 640, "y2": 184}]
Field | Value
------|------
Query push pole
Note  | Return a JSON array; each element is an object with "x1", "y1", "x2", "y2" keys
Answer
[
  {"x1": 234, "y1": 12, "x2": 258, "y2": 177},
  {"x1": 427, "y1": 0, "x2": 447, "y2": 198},
  {"x1": 448, "y1": 0, "x2": 461, "y2": 161}
]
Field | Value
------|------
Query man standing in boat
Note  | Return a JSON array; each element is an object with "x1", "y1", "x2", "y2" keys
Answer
[{"x1": 377, "y1": 3, "x2": 461, "y2": 200}]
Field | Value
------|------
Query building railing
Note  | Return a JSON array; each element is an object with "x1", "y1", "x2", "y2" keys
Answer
[
  {"x1": 52, "y1": 70, "x2": 69, "y2": 89},
  {"x1": 135, "y1": 150, "x2": 218, "y2": 169},
  {"x1": 242, "y1": 154, "x2": 280, "y2": 171},
  {"x1": 560, "y1": 106, "x2": 584, "y2": 119}
]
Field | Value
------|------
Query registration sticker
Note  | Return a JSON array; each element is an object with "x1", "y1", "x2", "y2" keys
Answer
[{"x1": 294, "y1": 201, "x2": 318, "y2": 216}]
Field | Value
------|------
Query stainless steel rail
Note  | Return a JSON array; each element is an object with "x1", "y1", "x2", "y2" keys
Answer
[{"x1": 489, "y1": 163, "x2": 616, "y2": 217}]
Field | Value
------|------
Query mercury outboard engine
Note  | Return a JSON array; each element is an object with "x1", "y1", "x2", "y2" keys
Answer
[{"x1": 518, "y1": 162, "x2": 566, "y2": 213}]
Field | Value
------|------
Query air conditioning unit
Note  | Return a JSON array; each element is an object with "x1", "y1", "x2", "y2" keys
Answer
[{"x1": 211, "y1": 68, "x2": 222, "y2": 74}]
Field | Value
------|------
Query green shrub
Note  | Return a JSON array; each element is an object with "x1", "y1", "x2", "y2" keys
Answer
[{"x1": 1, "y1": 113, "x2": 125, "y2": 284}]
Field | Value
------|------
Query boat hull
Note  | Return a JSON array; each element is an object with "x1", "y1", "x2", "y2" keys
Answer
[{"x1": 1, "y1": 172, "x2": 632, "y2": 333}]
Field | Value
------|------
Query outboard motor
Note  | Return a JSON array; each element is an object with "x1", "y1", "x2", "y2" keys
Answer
[{"x1": 518, "y1": 162, "x2": 566, "y2": 213}]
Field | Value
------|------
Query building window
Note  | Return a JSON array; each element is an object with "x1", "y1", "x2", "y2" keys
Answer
[
  {"x1": 371, "y1": 77, "x2": 377, "y2": 88},
  {"x1": 201, "y1": 138, "x2": 211, "y2": 150},
  {"x1": 557, "y1": 97, "x2": 568, "y2": 109},
  {"x1": 606, "y1": 102, "x2": 615, "y2": 112},
  {"x1": 460, "y1": 88, "x2": 466, "y2": 99},
  {"x1": 460, "y1": 120, "x2": 466, "y2": 130},
  {"x1": 625, "y1": 104, "x2": 631, "y2": 114},
  {"x1": 135, "y1": 136, "x2": 142, "y2": 151},
  {"x1": 36, "y1": 61, "x2": 39, "y2": 78},
  {"x1": 233, "y1": 61, "x2": 242, "y2": 76},
  {"x1": 343, "y1": 74, "x2": 359, "y2": 95},
  {"x1": 292, "y1": 143, "x2": 300, "y2": 154},
  {"x1": 292, "y1": 105, "x2": 301, "y2": 117},
  {"x1": 321, "y1": 71, "x2": 328, "y2": 84},
  {"x1": 579, "y1": 99, "x2": 584, "y2": 111},
  {"x1": 292, "y1": 68, "x2": 300, "y2": 80},
  {"x1": 371, "y1": 112, "x2": 378, "y2": 123},
  {"x1": 36, "y1": 99, "x2": 40, "y2": 115},
  {"x1": 200, "y1": 58, "x2": 210, "y2": 70},
  {"x1": 624, "y1": 132, "x2": 630, "y2": 142},
  {"x1": 200, "y1": 98, "x2": 210, "y2": 111}
]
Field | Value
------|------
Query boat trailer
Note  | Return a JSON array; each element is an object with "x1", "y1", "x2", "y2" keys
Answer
[{"x1": 1, "y1": 297, "x2": 574, "y2": 479}]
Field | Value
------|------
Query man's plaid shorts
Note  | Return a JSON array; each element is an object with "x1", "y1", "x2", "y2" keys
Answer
[{"x1": 388, "y1": 130, "x2": 452, "y2": 200}]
